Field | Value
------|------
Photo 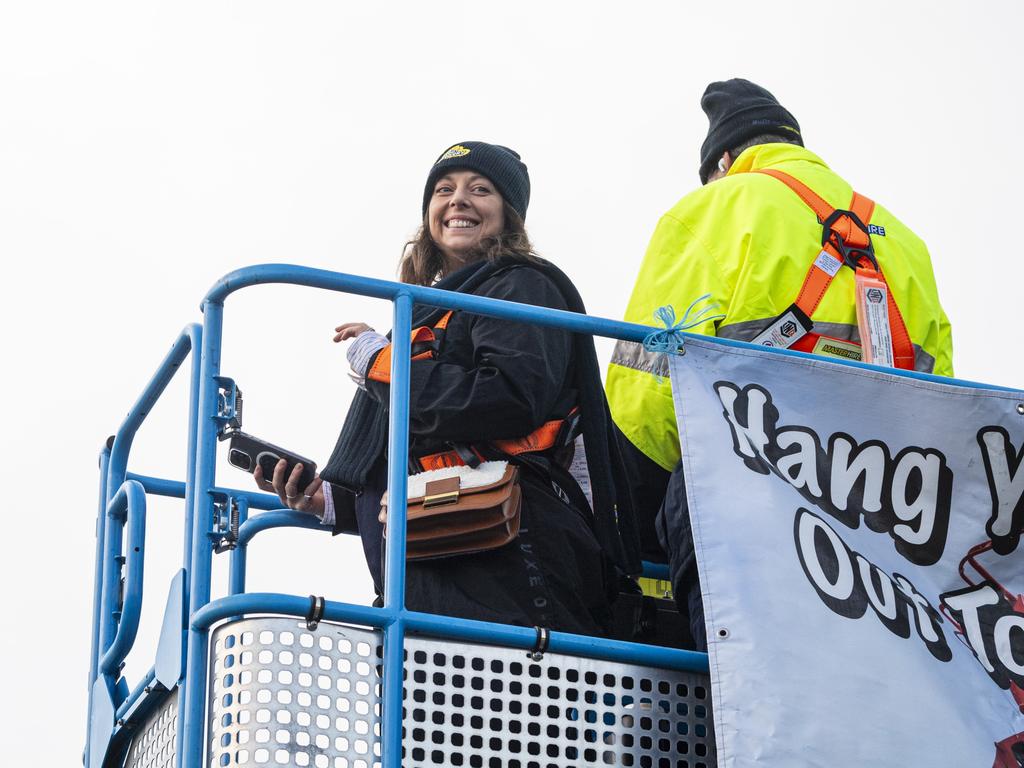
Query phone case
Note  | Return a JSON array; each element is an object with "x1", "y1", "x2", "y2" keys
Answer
[{"x1": 227, "y1": 431, "x2": 317, "y2": 490}]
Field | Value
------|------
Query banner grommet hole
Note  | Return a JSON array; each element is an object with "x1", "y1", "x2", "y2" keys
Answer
[
  {"x1": 717, "y1": 628, "x2": 730, "y2": 639},
  {"x1": 1017, "y1": 403, "x2": 1024, "y2": 415}
]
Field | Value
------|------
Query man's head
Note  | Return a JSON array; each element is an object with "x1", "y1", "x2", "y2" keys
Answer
[{"x1": 699, "y1": 78, "x2": 803, "y2": 184}]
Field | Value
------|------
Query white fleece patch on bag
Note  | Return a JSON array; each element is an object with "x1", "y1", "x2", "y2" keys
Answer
[{"x1": 382, "y1": 460, "x2": 510, "y2": 505}]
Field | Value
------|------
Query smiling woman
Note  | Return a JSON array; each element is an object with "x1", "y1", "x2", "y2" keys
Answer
[
  {"x1": 427, "y1": 171, "x2": 505, "y2": 260},
  {"x1": 252, "y1": 140, "x2": 641, "y2": 635},
  {"x1": 400, "y1": 142, "x2": 539, "y2": 286}
]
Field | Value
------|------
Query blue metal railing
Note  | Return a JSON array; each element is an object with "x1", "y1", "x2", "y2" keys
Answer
[
  {"x1": 87, "y1": 263, "x2": 1009, "y2": 768},
  {"x1": 87, "y1": 323, "x2": 202, "y2": 768}
]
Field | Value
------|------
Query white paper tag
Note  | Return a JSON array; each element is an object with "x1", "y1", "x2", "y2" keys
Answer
[
  {"x1": 568, "y1": 434, "x2": 593, "y2": 510},
  {"x1": 813, "y1": 249, "x2": 843, "y2": 277},
  {"x1": 856, "y1": 278, "x2": 895, "y2": 367},
  {"x1": 750, "y1": 308, "x2": 812, "y2": 349}
]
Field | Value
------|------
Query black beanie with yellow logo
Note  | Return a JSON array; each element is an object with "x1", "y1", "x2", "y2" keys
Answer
[
  {"x1": 699, "y1": 79, "x2": 803, "y2": 184},
  {"x1": 422, "y1": 141, "x2": 531, "y2": 220}
]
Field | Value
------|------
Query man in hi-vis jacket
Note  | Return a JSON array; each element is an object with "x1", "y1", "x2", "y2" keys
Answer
[{"x1": 606, "y1": 78, "x2": 953, "y2": 649}]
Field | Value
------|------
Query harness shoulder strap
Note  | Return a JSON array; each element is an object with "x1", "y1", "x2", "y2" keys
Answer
[
  {"x1": 851, "y1": 191, "x2": 875, "y2": 225},
  {"x1": 752, "y1": 169, "x2": 915, "y2": 370},
  {"x1": 757, "y1": 168, "x2": 832, "y2": 220}
]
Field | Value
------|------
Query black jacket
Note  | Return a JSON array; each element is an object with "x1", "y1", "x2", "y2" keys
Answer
[
  {"x1": 371, "y1": 266, "x2": 575, "y2": 446},
  {"x1": 327, "y1": 262, "x2": 620, "y2": 635}
]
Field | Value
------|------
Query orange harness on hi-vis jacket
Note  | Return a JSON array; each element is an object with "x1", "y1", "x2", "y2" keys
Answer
[
  {"x1": 365, "y1": 309, "x2": 581, "y2": 471},
  {"x1": 749, "y1": 169, "x2": 915, "y2": 370}
]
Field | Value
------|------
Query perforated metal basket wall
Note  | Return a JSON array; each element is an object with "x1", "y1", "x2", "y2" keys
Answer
[
  {"x1": 208, "y1": 617, "x2": 715, "y2": 768},
  {"x1": 125, "y1": 688, "x2": 179, "y2": 768}
]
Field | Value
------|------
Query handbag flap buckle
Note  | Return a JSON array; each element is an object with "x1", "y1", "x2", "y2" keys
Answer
[{"x1": 423, "y1": 476, "x2": 461, "y2": 508}]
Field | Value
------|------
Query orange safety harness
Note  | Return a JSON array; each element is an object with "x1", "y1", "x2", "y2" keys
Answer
[
  {"x1": 750, "y1": 169, "x2": 915, "y2": 370},
  {"x1": 365, "y1": 309, "x2": 581, "y2": 471}
]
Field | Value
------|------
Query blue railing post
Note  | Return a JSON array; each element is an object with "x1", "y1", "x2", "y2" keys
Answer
[
  {"x1": 98, "y1": 487, "x2": 129, "y2": 662},
  {"x1": 382, "y1": 291, "x2": 414, "y2": 767},
  {"x1": 85, "y1": 443, "x2": 111, "y2": 768},
  {"x1": 228, "y1": 497, "x2": 250, "y2": 596},
  {"x1": 182, "y1": 323, "x2": 203, "y2": 571},
  {"x1": 89, "y1": 444, "x2": 111, "y2": 683},
  {"x1": 98, "y1": 481, "x2": 148, "y2": 679},
  {"x1": 180, "y1": 301, "x2": 225, "y2": 768}
]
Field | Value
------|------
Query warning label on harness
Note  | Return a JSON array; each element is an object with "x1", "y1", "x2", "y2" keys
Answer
[
  {"x1": 750, "y1": 305, "x2": 813, "y2": 349},
  {"x1": 855, "y1": 273, "x2": 894, "y2": 366}
]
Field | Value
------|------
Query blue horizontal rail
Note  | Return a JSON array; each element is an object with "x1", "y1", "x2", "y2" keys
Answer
[
  {"x1": 234, "y1": 510, "x2": 324, "y2": 546},
  {"x1": 126, "y1": 471, "x2": 285, "y2": 511},
  {"x1": 643, "y1": 561, "x2": 671, "y2": 580},
  {"x1": 190, "y1": 593, "x2": 709, "y2": 674},
  {"x1": 203, "y1": 263, "x2": 1011, "y2": 391}
]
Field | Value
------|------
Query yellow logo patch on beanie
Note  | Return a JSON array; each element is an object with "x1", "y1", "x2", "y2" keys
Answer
[{"x1": 439, "y1": 144, "x2": 471, "y2": 161}]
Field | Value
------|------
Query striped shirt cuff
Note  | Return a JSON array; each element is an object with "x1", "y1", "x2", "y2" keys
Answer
[
  {"x1": 346, "y1": 331, "x2": 389, "y2": 377},
  {"x1": 320, "y1": 483, "x2": 336, "y2": 528}
]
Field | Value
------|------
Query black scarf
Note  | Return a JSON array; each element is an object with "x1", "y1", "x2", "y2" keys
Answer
[{"x1": 320, "y1": 257, "x2": 641, "y2": 573}]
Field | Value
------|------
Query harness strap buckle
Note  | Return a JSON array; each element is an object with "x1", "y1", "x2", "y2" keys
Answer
[
  {"x1": 821, "y1": 208, "x2": 878, "y2": 272},
  {"x1": 451, "y1": 443, "x2": 482, "y2": 468}
]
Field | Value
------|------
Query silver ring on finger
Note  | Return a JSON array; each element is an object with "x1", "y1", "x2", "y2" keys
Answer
[
  {"x1": 303, "y1": 494, "x2": 313, "y2": 501},
  {"x1": 286, "y1": 493, "x2": 300, "y2": 501}
]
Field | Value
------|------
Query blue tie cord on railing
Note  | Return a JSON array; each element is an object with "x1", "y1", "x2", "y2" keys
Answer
[
  {"x1": 642, "y1": 296, "x2": 725, "y2": 354},
  {"x1": 88, "y1": 264, "x2": 1019, "y2": 768}
]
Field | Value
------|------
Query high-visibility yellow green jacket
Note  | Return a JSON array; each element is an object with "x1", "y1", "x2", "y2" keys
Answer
[{"x1": 607, "y1": 142, "x2": 954, "y2": 471}]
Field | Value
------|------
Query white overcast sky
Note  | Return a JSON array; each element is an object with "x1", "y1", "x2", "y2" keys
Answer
[{"x1": 3, "y1": 2, "x2": 1023, "y2": 764}]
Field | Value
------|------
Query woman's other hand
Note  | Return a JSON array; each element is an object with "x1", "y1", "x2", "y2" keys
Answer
[
  {"x1": 334, "y1": 322, "x2": 372, "y2": 343},
  {"x1": 254, "y1": 459, "x2": 325, "y2": 518},
  {"x1": 336, "y1": 323, "x2": 390, "y2": 388}
]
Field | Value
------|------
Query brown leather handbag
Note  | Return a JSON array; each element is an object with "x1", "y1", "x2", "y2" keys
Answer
[{"x1": 379, "y1": 461, "x2": 522, "y2": 560}]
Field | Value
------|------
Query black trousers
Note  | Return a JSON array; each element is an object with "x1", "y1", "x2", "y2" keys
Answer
[{"x1": 655, "y1": 462, "x2": 708, "y2": 651}]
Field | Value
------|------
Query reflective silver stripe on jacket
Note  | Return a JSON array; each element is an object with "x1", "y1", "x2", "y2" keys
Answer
[
  {"x1": 610, "y1": 340, "x2": 670, "y2": 378},
  {"x1": 611, "y1": 320, "x2": 935, "y2": 375}
]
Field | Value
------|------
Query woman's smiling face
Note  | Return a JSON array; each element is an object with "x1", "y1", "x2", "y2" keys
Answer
[{"x1": 427, "y1": 170, "x2": 505, "y2": 264}]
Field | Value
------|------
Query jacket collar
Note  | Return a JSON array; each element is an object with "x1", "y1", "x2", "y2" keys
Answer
[{"x1": 726, "y1": 142, "x2": 829, "y2": 176}]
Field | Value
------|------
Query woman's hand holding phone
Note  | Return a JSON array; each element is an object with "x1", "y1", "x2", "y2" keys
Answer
[{"x1": 254, "y1": 459, "x2": 325, "y2": 518}]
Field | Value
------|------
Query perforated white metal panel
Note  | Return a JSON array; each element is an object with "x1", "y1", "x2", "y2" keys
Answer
[
  {"x1": 209, "y1": 619, "x2": 383, "y2": 768},
  {"x1": 208, "y1": 617, "x2": 715, "y2": 768},
  {"x1": 125, "y1": 688, "x2": 179, "y2": 768}
]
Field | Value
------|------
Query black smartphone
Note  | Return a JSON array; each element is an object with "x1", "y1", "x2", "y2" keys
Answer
[{"x1": 228, "y1": 431, "x2": 317, "y2": 490}]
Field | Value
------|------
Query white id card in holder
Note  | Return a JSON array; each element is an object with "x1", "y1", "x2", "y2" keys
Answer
[{"x1": 854, "y1": 271, "x2": 895, "y2": 367}]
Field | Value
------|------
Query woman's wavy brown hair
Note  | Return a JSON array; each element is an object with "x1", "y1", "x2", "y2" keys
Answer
[{"x1": 398, "y1": 202, "x2": 540, "y2": 286}]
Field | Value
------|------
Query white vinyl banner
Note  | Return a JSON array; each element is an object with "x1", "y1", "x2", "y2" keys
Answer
[{"x1": 668, "y1": 338, "x2": 1024, "y2": 767}]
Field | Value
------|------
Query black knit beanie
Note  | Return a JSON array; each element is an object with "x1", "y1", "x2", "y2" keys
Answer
[
  {"x1": 422, "y1": 141, "x2": 531, "y2": 220},
  {"x1": 698, "y1": 79, "x2": 803, "y2": 184}
]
